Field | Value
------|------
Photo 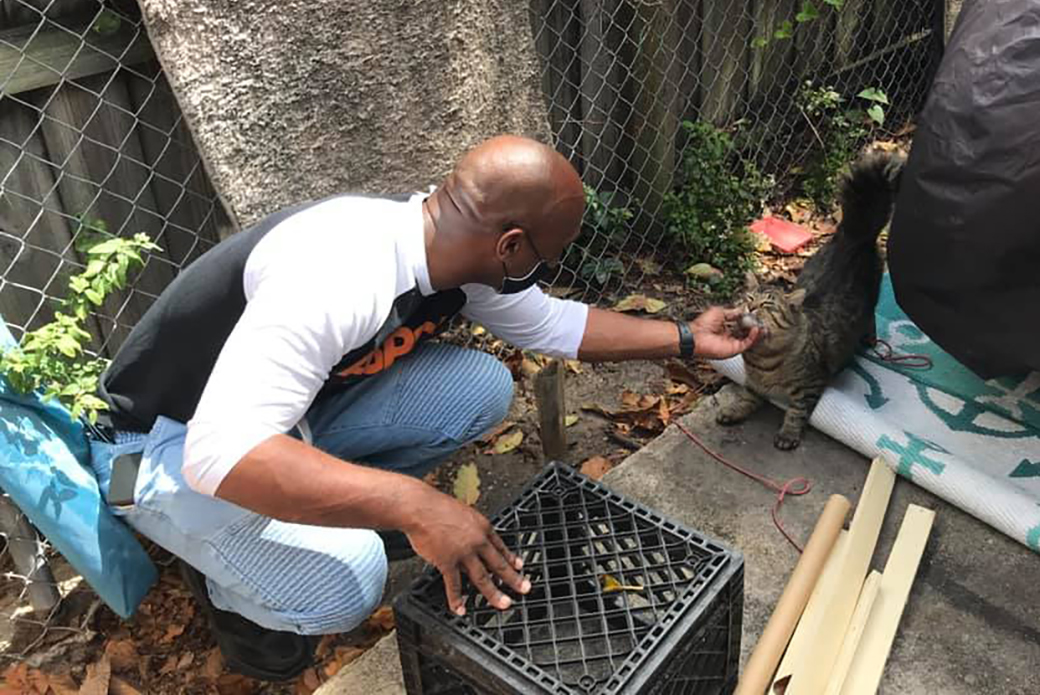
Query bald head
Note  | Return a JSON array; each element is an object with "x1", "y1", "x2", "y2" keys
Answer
[{"x1": 421, "y1": 134, "x2": 586, "y2": 293}]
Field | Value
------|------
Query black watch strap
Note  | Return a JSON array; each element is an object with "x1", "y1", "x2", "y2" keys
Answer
[{"x1": 676, "y1": 320, "x2": 695, "y2": 358}]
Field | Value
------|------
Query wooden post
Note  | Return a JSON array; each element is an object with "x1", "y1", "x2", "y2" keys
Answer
[
  {"x1": 0, "y1": 494, "x2": 59, "y2": 617},
  {"x1": 534, "y1": 358, "x2": 568, "y2": 462}
]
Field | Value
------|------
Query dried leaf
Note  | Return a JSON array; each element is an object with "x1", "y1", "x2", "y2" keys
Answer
[
  {"x1": 684, "y1": 262, "x2": 723, "y2": 281},
  {"x1": 636, "y1": 258, "x2": 662, "y2": 274},
  {"x1": 492, "y1": 428, "x2": 524, "y2": 454},
  {"x1": 295, "y1": 668, "x2": 321, "y2": 695},
  {"x1": 564, "y1": 415, "x2": 579, "y2": 427},
  {"x1": 579, "y1": 456, "x2": 614, "y2": 481},
  {"x1": 613, "y1": 294, "x2": 667, "y2": 314},
  {"x1": 600, "y1": 574, "x2": 645, "y2": 594},
  {"x1": 79, "y1": 656, "x2": 111, "y2": 695},
  {"x1": 203, "y1": 648, "x2": 225, "y2": 680},
  {"x1": 366, "y1": 605, "x2": 395, "y2": 632},
  {"x1": 110, "y1": 676, "x2": 143, "y2": 695},
  {"x1": 158, "y1": 655, "x2": 179, "y2": 676},
  {"x1": 453, "y1": 463, "x2": 481, "y2": 506},
  {"x1": 105, "y1": 639, "x2": 138, "y2": 673},
  {"x1": 333, "y1": 646, "x2": 366, "y2": 666},
  {"x1": 665, "y1": 361, "x2": 702, "y2": 389},
  {"x1": 520, "y1": 357, "x2": 542, "y2": 379},
  {"x1": 159, "y1": 622, "x2": 186, "y2": 643},
  {"x1": 177, "y1": 652, "x2": 195, "y2": 670},
  {"x1": 45, "y1": 672, "x2": 79, "y2": 695},
  {"x1": 470, "y1": 323, "x2": 486, "y2": 337},
  {"x1": 216, "y1": 674, "x2": 258, "y2": 695},
  {"x1": 564, "y1": 359, "x2": 583, "y2": 374},
  {"x1": 478, "y1": 420, "x2": 516, "y2": 445}
]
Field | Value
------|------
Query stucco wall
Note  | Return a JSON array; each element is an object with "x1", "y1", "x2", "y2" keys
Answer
[{"x1": 138, "y1": 0, "x2": 552, "y2": 229}]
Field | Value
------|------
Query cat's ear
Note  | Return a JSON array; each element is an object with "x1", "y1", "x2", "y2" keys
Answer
[
  {"x1": 786, "y1": 288, "x2": 807, "y2": 306},
  {"x1": 744, "y1": 271, "x2": 760, "y2": 292}
]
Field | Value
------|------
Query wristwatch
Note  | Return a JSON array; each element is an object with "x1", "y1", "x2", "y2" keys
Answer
[{"x1": 675, "y1": 320, "x2": 695, "y2": 358}]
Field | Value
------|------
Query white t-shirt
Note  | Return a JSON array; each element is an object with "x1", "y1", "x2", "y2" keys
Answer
[{"x1": 178, "y1": 192, "x2": 588, "y2": 494}]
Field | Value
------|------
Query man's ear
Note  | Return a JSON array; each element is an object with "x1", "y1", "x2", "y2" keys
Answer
[
  {"x1": 786, "y1": 288, "x2": 807, "y2": 306},
  {"x1": 495, "y1": 227, "x2": 525, "y2": 260}
]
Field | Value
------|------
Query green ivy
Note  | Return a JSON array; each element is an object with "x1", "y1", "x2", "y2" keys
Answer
[
  {"x1": 577, "y1": 183, "x2": 633, "y2": 287},
  {"x1": 0, "y1": 232, "x2": 161, "y2": 423},
  {"x1": 797, "y1": 81, "x2": 889, "y2": 211},
  {"x1": 664, "y1": 120, "x2": 771, "y2": 297}
]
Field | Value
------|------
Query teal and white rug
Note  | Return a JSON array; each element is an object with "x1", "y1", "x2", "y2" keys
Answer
[{"x1": 711, "y1": 274, "x2": 1040, "y2": 554}]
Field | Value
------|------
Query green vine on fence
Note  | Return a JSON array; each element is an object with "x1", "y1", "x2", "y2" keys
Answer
[
  {"x1": 0, "y1": 233, "x2": 160, "y2": 423},
  {"x1": 751, "y1": 0, "x2": 845, "y2": 48}
]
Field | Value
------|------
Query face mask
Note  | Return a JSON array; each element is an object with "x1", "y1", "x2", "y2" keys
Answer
[
  {"x1": 499, "y1": 258, "x2": 552, "y2": 294},
  {"x1": 498, "y1": 231, "x2": 555, "y2": 294}
]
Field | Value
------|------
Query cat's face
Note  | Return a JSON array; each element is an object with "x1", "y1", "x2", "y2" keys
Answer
[{"x1": 737, "y1": 275, "x2": 806, "y2": 346}]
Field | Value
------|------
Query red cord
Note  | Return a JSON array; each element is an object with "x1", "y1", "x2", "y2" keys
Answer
[
  {"x1": 674, "y1": 420, "x2": 812, "y2": 553},
  {"x1": 870, "y1": 339, "x2": 933, "y2": 370}
]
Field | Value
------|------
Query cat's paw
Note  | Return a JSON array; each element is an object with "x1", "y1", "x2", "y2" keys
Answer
[{"x1": 774, "y1": 431, "x2": 803, "y2": 450}]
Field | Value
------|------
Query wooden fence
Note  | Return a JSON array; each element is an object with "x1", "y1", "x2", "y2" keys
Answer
[
  {"x1": 528, "y1": 0, "x2": 943, "y2": 230},
  {"x1": 0, "y1": 0, "x2": 231, "y2": 357}
]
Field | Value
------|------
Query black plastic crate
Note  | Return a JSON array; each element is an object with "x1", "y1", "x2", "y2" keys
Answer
[{"x1": 394, "y1": 461, "x2": 744, "y2": 695}]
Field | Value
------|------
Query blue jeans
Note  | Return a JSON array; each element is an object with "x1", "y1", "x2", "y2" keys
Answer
[{"x1": 88, "y1": 343, "x2": 513, "y2": 635}]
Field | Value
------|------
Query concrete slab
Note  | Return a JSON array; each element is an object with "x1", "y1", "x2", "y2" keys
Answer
[
  {"x1": 603, "y1": 385, "x2": 1040, "y2": 695},
  {"x1": 318, "y1": 384, "x2": 1040, "y2": 694}
]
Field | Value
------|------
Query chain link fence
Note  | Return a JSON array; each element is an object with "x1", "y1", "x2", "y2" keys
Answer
[
  {"x1": 531, "y1": 0, "x2": 944, "y2": 303},
  {"x1": 0, "y1": 0, "x2": 944, "y2": 663},
  {"x1": 1, "y1": 0, "x2": 229, "y2": 660}
]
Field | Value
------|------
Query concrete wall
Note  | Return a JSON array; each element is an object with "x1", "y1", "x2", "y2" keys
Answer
[{"x1": 138, "y1": 0, "x2": 552, "y2": 229}]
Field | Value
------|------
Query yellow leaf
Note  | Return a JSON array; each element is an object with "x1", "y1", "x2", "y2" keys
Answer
[
  {"x1": 580, "y1": 456, "x2": 614, "y2": 480},
  {"x1": 453, "y1": 463, "x2": 481, "y2": 506},
  {"x1": 493, "y1": 428, "x2": 524, "y2": 454},
  {"x1": 565, "y1": 359, "x2": 583, "y2": 374},
  {"x1": 564, "y1": 415, "x2": 579, "y2": 427},
  {"x1": 471, "y1": 324, "x2": 486, "y2": 337},
  {"x1": 600, "y1": 574, "x2": 645, "y2": 594},
  {"x1": 613, "y1": 294, "x2": 667, "y2": 314}
]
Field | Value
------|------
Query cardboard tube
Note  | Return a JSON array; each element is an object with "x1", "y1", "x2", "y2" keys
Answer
[{"x1": 734, "y1": 494, "x2": 851, "y2": 695}]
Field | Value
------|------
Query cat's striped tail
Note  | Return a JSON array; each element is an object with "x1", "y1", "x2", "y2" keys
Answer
[{"x1": 836, "y1": 149, "x2": 906, "y2": 244}]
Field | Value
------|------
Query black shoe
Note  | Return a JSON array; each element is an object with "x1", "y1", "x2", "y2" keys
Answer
[
  {"x1": 177, "y1": 560, "x2": 317, "y2": 682},
  {"x1": 378, "y1": 529, "x2": 417, "y2": 562}
]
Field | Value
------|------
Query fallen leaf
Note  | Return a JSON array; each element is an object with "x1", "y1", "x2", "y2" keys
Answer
[
  {"x1": 79, "y1": 656, "x2": 111, "y2": 695},
  {"x1": 366, "y1": 605, "x2": 395, "y2": 632},
  {"x1": 520, "y1": 357, "x2": 542, "y2": 379},
  {"x1": 453, "y1": 463, "x2": 481, "y2": 506},
  {"x1": 492, "y1": 428, "x2": 524, "y2": 454},
  {"x1": 470, "y1": 323, "x2": 486, "y2": 337},
  {"x1": 564, "y1": 415, "x2": 579, "y2": 427},
  {"x1": 478, "y1": 420, "x2": 517, "y2": 445},
  {"x1": 785, "y1": 201, "x2": 813, "y2": 223},
  {"x1": 105, "y1": 639, "x2": 138, "y2": 673},
  {"x1": 684, "y1": 262, "x2": 723, "y2": 281},
  {"x1": 216, "y1": 674, "x2": 257, "y2": 695},
  {"x1": 636, "y1": 258, "x2": 662, "y2": 274},
  {"x1": 613, "y1": 294, "x2": 667, "y2": 314},
  {"x1": 177, "y1": 652, "x2": 195, "y2": 670},
  {"x1": 45, "y1": 672, "x2": 79, "y2": 695},
  {"x1": 203, "y1": 648, "x2": 225, "y2": 680},
  {"x1": 159, "y1": 622, "x2": 186, "y2": 643},
  {"x1": 333, "y1": 646, "x2": 366, "y2": 666},
  {"x1": 110, "y1": 676, "x2": 142, "y2": 695},
  {"x1": 158, "y1": 655, "x2": 179, "y2": 676},
  {"x1": 601, "y1": 574, "x2": 645, "y2": 594},
  {"x1": 666, "y1": 361, "x2": 701, "y2": 389},
  {"x1": 564, "y1": 359, "x2": 583, "y2": 374},
  {"x1": 579, "y1": 456, "x2": 614, "y2": 481},
  {"x1": 296, "y1": 668, "x2": 321, "y2": 695}
]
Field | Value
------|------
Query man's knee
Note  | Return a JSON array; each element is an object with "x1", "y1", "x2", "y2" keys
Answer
[
  {"x1": 459, "y1": 350, "x2": 514, "y2": 441},
  {"x1": 291, "y1": 533, "x2": 388, "y2": 635}
]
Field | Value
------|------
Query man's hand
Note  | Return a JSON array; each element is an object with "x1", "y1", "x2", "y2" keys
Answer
[
  {"x1": 690, "y1": 307, "x2": 761, "y2": 359},
  {"x1": 404, "y1": 487, "x2": 531, "y2": 615}
]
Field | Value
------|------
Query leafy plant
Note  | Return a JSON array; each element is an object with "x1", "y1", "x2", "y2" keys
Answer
[
  {"x1": 577, "y1": 183, "x2": 633, "y2": 287},
  {"x1": 0, "y1": 233, "x2": 161, "y2": 422},
  {"x1": 751, "y1": 0, "x2": 843, "y2": 49},
  {"x1": 797, "y1": 81, "x2": 889, "y2": 211},
  {"x1": 664, "y1": 120, "x2": 772, "y2": 297}
]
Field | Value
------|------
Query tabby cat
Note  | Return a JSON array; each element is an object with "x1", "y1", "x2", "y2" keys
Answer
[{"x1": 717, "y1": 150, "x2": 905, "y2": 449}]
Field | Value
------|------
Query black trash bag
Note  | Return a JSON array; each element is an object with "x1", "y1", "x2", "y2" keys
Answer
[{"x1": 887, "y1": 0, "x2": 1040, "y2": 379}]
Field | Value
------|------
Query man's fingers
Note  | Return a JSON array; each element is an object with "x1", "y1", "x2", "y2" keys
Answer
[
  {"x1": 463, "y1": 556, "x2": 512, "y2": 610},
  {"x1": 443, "y1": 565, "x2": 466, "y2": 616},
  {"x1": 488, "y1": 530, "x2": 524, "y2": 571},
  {"x1": 723, "y1": 307, "x2": 745, "y2": 320},
  {"x1": 479, "y1": 542, "x2": 531, "y2": 596}
]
